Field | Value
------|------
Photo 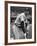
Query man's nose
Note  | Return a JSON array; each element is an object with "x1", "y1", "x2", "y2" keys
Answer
[{"x1": 25, "y1": 19, "x2": 28, "y2": 23}]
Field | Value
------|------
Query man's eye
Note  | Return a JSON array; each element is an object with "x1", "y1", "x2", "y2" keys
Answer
[{"x1": 27, "y1": 19, "x2": 30, "y2": 21}]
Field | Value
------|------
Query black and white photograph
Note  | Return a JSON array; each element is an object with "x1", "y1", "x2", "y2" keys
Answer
[
  {"x1": 10, "y1": 7, "x2": 32, "y2": 39},
  {"x1": 5, "y1": 1, "x2": 36, "y2": 45}
]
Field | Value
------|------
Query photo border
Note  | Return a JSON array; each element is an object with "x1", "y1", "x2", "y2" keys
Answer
[{"x1": 5, "y1": 1, "x2": 36, "y2": 45}]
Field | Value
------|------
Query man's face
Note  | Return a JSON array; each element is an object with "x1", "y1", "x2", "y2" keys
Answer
[
  {"x1": 19, "y1": 13, "x2": 30, "y2": 28},
  {"x1": 24, "y1": 17, "x2": 30, "y2": 27}
]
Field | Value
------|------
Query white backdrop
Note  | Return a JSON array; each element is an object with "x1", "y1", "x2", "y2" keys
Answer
[{"x1": 0, "y1": 0, "x2": 37, "y2": 46}]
